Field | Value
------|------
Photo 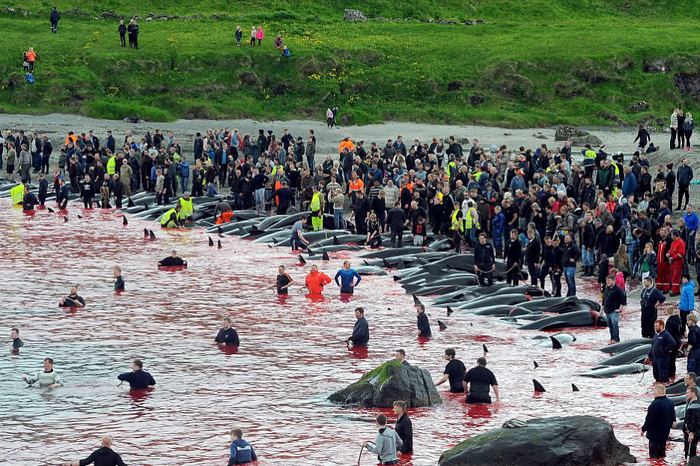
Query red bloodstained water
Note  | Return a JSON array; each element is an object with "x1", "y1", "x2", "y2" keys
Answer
[{"x1": 0, "y1": 201, "x2": 686, "y2": 465}]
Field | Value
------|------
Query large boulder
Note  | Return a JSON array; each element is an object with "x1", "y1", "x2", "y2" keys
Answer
[
  {"x1": 554, "y1": 125, "x2": 603, "y2": 146},
  {"x1": 628, "y1": 100, "x2": 650, "y2": 113},
  {"x1": 674, "y1": 72, "x2": 700, "y2": 98},
  {"x1": 438, "y1": 416, "x2": 636, "y2": 466},
  {"x1": 328, "y1": 360, "x2": 442, "y2": 408},
  {"x1": 344, "y1": 9, "x2": 367, "y2": 22},
  {"x1": 643, "y1": 59, "x2": 669, "y2": 73}
]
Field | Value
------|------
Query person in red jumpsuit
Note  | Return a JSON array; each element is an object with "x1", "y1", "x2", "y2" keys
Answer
[
  {"x1": 668, "y1": 230, "x2": 686, "y2": 296},
  {"x1": 657, "y1": 228, "x2": 672, "y2": 293},
  {"x1": 305, "y1": 264, "x2": 331, "y2": 295}
]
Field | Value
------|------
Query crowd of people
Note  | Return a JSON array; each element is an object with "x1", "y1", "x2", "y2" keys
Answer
[{"x1": 4, "y1": 114, "x2": 700, "y2": 464}]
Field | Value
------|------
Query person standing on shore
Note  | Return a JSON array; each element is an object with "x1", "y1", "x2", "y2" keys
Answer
[
  {"x1": 684, "y1": 113, "x2": 695, "y2": 150},
  {"x1": 671, "y1": 108, "x2": 679, "y2": 149},
  {"x1": 641, "y1": 384, "x2": 675, "y2": 459},
  {"x1": 50, "y1": 7, "x2": 60, "y2": 34}
]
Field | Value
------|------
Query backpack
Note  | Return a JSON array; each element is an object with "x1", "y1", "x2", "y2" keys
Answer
[{"x1": 26, "y1": 73, "x2": 35, "y2": 84}]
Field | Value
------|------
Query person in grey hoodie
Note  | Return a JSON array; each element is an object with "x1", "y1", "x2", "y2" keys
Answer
[{"x1": 363, "y1": 414, "x2": 402, "y2": 465}]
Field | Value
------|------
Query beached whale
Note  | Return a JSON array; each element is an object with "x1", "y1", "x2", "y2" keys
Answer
[
  {"x1": 518, "y1": 310, "x2": 607, "y2": 331},
  {"x1": 580, "y1": 363, "x2": 649, "y2": 378}
]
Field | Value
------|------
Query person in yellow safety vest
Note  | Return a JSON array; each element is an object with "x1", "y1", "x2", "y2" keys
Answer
[
  {"x1": 582, "y1": 143, "x2": 596, "y2": 178},
  {"x1": 446, "y1": 158, "x2": 457, "y2": 181},
  {"x1": 106, "y1": 155, "x2": 117, "y2": 176},
  {"x1": 177, "y1": 192, "x2": 194, "y2": 222},
  {"x1": 450, "y1": 202, "x2": 465, "y2": 253},
  {"x1": 474, "y1": 167, "x2": 484, "y2": 181},
  {"x1": 464, "y1": 200, "x2": 480, "y2": 247},
  {"x1": 309, "y1": 185, "x2": 324, "y2": 231},
  {"x1": 10, "y1": 183, "x2": 25, "y2": 204},
  {"x1": 160, "y1": 204, "x2": 182, "y2": 228}
]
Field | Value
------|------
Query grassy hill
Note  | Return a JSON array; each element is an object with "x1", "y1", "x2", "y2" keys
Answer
[{"x1": 2, "y1": 0, "x2": 700, "y2": 126}]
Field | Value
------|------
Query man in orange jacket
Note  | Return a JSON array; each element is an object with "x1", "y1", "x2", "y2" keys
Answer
[
  {"x1": 305, "y1": 264, "x2": 332, "y2": 295},
  {"x1": 668, "y1": 230, "x2": 686, "y2": 296},
  {"x1": 338, "y1": 135, "x2": 355, "y2": 154}
]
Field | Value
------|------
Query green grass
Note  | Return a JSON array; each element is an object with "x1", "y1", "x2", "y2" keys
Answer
[{"x1": 3, "y1": 1, "x2": 700, "y2": 126}]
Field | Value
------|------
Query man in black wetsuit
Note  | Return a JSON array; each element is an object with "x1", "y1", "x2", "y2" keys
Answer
[
  {"x1": 435, "y1": 348, "x2": 466, "y2": 393},
  {"x1": 158, "y1": 250, "x2": 186, "y2": 267},
  {"x1": 117, "y1": 359, "x2": 156, "y2": 390},
  {"x1": 276, "y1": 265, "x2": 293, "y2": 294},
  {"x1": 463, "y1": 357, "x2": 500, "y2": 404},
  {"x1": 59, "y1": 285, "x2": 85, "y2": 308},
  {"x1": 393, "y1": 400, "x2": 413, "y2": 455},
  {"x1": 474, "y1": 233, "x2": 495, "y2": 287},
  {"x1": 67, "y1": 435, "x2": 127, "y2": 466},
  {"x1": 113, "y1": 266, "x2": 125, "y2": 291},
  {"x1": 11, "y1": 327, "x2": 23, "y2": 350},
  {"x1": 348, "y1": 307, "x2": 369, "y2": 347},
  {"x1": 215, "y1": 317, "x2": 240, "y2": 346},
  {"x1": 417, "y1": 305, "x2": 432, "y2": 338}
]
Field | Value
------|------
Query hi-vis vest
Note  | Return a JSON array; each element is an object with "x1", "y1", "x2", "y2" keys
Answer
[
  {"x1": 107, "y1": 156, "x2": 116, "y2": 175},
  {"x1": 10, "y1": 184, "x2": 24, "y2": 204},
  {"x1": 450, "y1": 210, "x2": 464, "y2": 232},
  {"x1": 161, "y1": 208, "x2": 178, "y2": 226},
  {"x1": 474, "y1": 169, "x2": 484, "y2": 181},
  {"x1": 310, "y1": 192, "x2": 322, "y2": 212},
  {"x1": 178, "y1": 198, "x2": 193, "y2": 219},
  {"x1": 447, "y1": 161, "x2": 456, "y2": 179},
  {"x1": 583, "y1": 150, "x2": 596, "y2": 166},
  {"x1": 465, "y1": 208, "x2": 479, "y2": 229}
]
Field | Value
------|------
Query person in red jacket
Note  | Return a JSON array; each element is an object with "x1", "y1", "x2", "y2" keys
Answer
[
  {"x1": 668, "y1": 230, "x2": 686, "y2": 296},
  {"x1": 305, "y1": 264, "x2": 331, "y2": 295},
  {"x1": 657, "y1": 228, "x2": 672, "y2": 294}
]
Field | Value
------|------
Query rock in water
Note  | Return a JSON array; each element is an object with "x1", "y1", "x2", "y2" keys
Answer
[
  {"x1": 328, "y1": 360, "x2": 442, "y2": 408},
  {"x1": 438, "y1": 415, "x2": 635, "y2": 466}
]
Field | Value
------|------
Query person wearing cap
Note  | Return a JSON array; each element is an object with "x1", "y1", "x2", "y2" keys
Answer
[{"x1": 309, "y1": 185, "x2": 324, "y2": 231}]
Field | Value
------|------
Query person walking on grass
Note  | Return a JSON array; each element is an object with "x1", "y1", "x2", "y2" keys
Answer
[
  {"x1": 118, "y1": 20, "x2": 126, "y2": 47},
  {"x1": 50, "y1": 7, "x2": 60, "y2": 34}
]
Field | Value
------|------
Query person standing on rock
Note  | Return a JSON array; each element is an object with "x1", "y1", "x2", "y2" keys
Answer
[
  {"x1": 435, "y1": 348, "x2": 466, "y2": 393},
  {"x1": 50, "y1": 7, "x2": 60, "y2": 34},
  {"x1": 348, "y1": 307, "x2": 369, "y2": 347},
  {"x1": 393, "y1": 401, "x2": 413, "y2": 455},
  {"x1": 641, "y1": 383, "x2": 675, "y2": 459},
  {"x1": 363, "y1": 414, "x2": 402, "y2": 465},
  {"x1": 463, "y1": 357, "x2": 500, "y2": 404}
]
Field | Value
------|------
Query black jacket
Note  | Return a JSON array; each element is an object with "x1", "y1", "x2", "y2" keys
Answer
[
  {"x1": 505, "y1": 238, "x2": 522, "y2": 265},
  {"x1": 642, "y1": 396, "x2": 675, "y2": 442},
  {"x1": 602, "y1": 285, "x2": 626, "y2": 314},
  {"x1": 386, "y1": 207, "x2": 406, "y2": 230},
  {"x1": 474, "y1": 241, "x2": 495, "y2": 267},
  {"x1": 395, "y1": 413, "x2": 413, "y2": 454},
  {"x1": 50, "y1": 9, "x2": 60, "y2": 23},
  {"x1": 679, "y1": 165, "x2": 694, "y2": 185},
  {"x1": 215, "y1": 327, "x2": 240, "y2": 346},
  {"x1": 649, "y1": 330, "x2": 677, "y2": 359},
  {"x1": 524, "y1": 238, "x2": 541, "y2": 265},
  {"x1": 562, "y1": 241, "x2": 581, "y2": 267},
  {"x1": 417, "y1": 311, "x2": 432, "y2": 338},
  {"x1": 78, "y1": 446, "x2": 126, "y2": 466},
  {"x1": 350, "y1": 317, "x2": 369, "y2": 346},
  {"x1": 117, "y1": 369, "x2": 156, "y2": 390}
]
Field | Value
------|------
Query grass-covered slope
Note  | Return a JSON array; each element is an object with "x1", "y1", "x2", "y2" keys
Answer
[{"x1": 2, "y1": 1, "x2": 700, "y2": 126}]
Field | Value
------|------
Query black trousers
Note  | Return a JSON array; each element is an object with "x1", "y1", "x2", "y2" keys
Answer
[
  {"x1": 390, "y1": 228, "x2": 403, "y2": 248},
  {"x1": 679, "y1": 127, "x2": 686, "y2": 147},
  {"x1": 506, "y1": 263, "x2": 520, "y2": 286},
  {"x1": 120, "y1": 34, "x2": 126, "y2": 47},
  {"x1": 649, "y1": 440, "x2": 666, "y2": 458},
  {"x1": 685, "y1": 432, "x2": 700, "y2": 459},
  {"x1": 679, "y1": 184, "x2": 690, "y2": 209},
  {"x1": 686, "y1": 129, "x2": 693, "y2": 148},
  {"x1": 671, "y1": 128, "x2": 677, "y2": 149},
  {"x1": 477, "y1": 267, "x2": 494, "y2": 287}
]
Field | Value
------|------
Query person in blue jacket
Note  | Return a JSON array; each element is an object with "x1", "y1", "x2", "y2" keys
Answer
[
  {"x1": 642, "y1": 383, "x2": 676, "y2": 459},
  {"x1": 348, "y1": 307, "x2": 369, "y2": 347},
  {"x1": 646, "y1": 319, "x2": 677, "y2": 383},
  {"x1": 680, "y1": 274, "x2": 696, "y2": 335},
  {"x1": 117, "y1": 359, "x2": 156, "y2": 390},
  {"x1": 492, "y1": 205, "x2": 505, "y2": 257},
  {"x1": 334, "y1": 260, "x2": 361, "y2": 294},
  {"x1": 228, "y1": 428, "x2": 257, "y2": 465},
  {"x1": 178, "y1": 156, "x2": 190, "y2": 193}
]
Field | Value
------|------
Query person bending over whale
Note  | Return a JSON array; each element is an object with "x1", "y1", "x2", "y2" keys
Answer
[
  {"x1": 160, "y1": 204, "x2": 182, "y2": 228},
  {"x1": 59, "y1": 285, "x2": 85, "y2": 308},
  {"x1": 118, "y1": 359, "x2": 156, "y2": 390},
  {"x1": 158, "y1": 250, "x2": 186, "y2": 267},
  {"x1": 215, "y1": 317, "x2": 240, "y2": 346},
  {"x1": 334, "y1": 260, "x2": 361, "y2": 294},
  {"x1": 348, "y1": 307, "x2": 369, "y2": 347}
]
